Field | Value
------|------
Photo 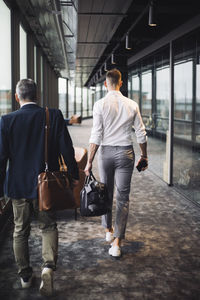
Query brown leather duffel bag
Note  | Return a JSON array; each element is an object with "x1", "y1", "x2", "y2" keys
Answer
[{"x1": 38, "y1": 107, "x2": 76, "y2": 211}]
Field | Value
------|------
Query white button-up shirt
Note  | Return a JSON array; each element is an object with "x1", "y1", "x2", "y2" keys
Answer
[{"x1": 89, "y1": 90, "x2": 147, "y2": 146}]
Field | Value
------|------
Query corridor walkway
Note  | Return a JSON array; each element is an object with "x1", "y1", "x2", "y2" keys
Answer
[{"x1": 0, "y1": 119, "x2": 200, "y2": 300}]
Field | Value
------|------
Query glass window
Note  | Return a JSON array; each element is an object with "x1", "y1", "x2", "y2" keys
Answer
[
  {"x1": 20, "y1": 24, "x2": 27, "y2": 79},
  {"x1": 75, "y1": 86, "x2": 82, "y2": 115},
  {"x1": 0, "y1": 0, "x2": 11, "y2": 116},
  {"x1": 58, "y1": 78, "x2": 67, "y2": 118},
  {"x1": 141, "y1": 71, "x2": 152, "y2": 128},
  {"x1": 196, "y1": 64, "x2": 200, "y2": 143},
  {"x1": 156, "y1": 67, "x2": 169, "y2": 132},
  {"x1": 68, "y1": 80, "x2": 75, "y2": 116},
  {"x1": 173, "y1": 60, "x2": 200, "y2": 204},
  {"x1": 102, "y1": 82, "x2": 107, "y2": 97},
  {"x1": 95, "y1": 83, "x2": 101, "y2": 101},
  {"x1": 174, "y1": 60, "x2": 193, "y2": 140},
  {"x1": 128, "y1": 76, "x2": 132, "y2": 99},
  {"x1": 82, "y1": 87, "x2": 88, "y2": 117},
  {"x1": 40, "y1": 56, "x2": 43, "y2": 106},
  {"x1": 132, "y1": 75, "x2": 140, "y2": 104},
  {"x1": 88, "y1": 89, "x2": 94, "y2": 116},
  {"x1": 34, "y1": 46, "x2": 37, "y2": 82}
]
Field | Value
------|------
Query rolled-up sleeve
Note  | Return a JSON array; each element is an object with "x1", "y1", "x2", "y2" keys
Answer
[
  {"x1": 89, "y1": 101, "x2": 103, "y2": 145},
  {"x1": 133, "y1": 104, "x2": 147, "y2": 144}
]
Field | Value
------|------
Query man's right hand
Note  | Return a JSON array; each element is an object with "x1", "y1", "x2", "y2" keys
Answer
[{"x1": 84, "y1": 161, "x2": 92, "y2": 176}]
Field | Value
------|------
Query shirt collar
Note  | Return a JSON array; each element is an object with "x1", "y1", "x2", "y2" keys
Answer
[
  {"x1": 106, "y1": 90, "x2": 122, "y2": 96},
  {"x1": 20, "y1": 102, "x2": 37, "y2": 108}
]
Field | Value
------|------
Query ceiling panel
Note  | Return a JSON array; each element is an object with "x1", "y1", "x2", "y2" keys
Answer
[{"x1": 75, "y1": 0, "x2": 133, "y2": 86}]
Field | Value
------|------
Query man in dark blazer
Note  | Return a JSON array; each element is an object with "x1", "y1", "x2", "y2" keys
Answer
[{"x1": 0, "y1": 79, "x2": 79, "y2": 296}]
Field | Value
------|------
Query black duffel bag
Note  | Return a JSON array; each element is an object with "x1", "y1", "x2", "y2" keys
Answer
[{"x1": 80, "y1": 172, "x2": 110, "y2": 217}]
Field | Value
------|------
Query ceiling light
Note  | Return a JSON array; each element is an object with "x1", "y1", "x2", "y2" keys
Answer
[
  {"x1": 111, "y1": 53, "x2": 116, "y2": 64},
  {"x1": 148, "y1": 1, "x2": 157, "y2": 27},
  {"x1": 125, "y1": 34, "x2": 131, "y2": 50},
  {"x1": 104, "y1": 62, "x2": 108, "y2": 71}
]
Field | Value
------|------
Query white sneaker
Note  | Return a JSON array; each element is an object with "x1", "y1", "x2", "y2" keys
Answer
[
  {"x1": 106, "y1": 232, "x2": 114, "y2": 242},
  {"x1": 20, "y1": 275, "x2": 32, "y2": 289},
  {"x1": 109, "y1": 245, "x2": 121, "y2": 257},
  {"x1": 39, "y1": 268, "x2": 53, "y2": 296}
]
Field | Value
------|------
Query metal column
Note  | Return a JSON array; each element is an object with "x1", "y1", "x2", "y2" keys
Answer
[{"x1": 168, "y1": 41, "x2": 174, "y2": 186}]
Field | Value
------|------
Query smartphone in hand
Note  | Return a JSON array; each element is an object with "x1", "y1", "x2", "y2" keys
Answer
[{"x1": 136, "y1": 159, "x2": 148, "y2": 172}]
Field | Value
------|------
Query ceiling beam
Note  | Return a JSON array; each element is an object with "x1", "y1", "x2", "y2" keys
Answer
[
  {"x1": 77, "y1": 57, "x2": 99, "y2": 59},
  {"x1": 78, "y1": 13, "x2": 127, "y2": 16},
  {"x1": 78, "y1": 42, "x2": 109, "y2": 45}
]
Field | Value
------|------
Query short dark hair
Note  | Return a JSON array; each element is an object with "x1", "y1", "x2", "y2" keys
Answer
[
  {"x1": 106, "y1": 68, "x2": 122, "y2": 86},
  {"x1": 16, "y1": 79, "x2": 37, "y2": 101}
]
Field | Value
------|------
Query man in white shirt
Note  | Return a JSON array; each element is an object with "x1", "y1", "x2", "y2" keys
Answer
[{"x1": 85, "y1": 69, "x2": 148, "y2": 258}]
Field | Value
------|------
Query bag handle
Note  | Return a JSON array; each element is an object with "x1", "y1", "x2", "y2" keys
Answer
[
  {"x1": 45, "y1": 108, "x2": 66, "y2": 173},
  {"x1": 84, "y1": 171, "x2": 96, "y2": 185},
  {"x1": 45, "y1": 107, "x2": 50, "y2": 171}
]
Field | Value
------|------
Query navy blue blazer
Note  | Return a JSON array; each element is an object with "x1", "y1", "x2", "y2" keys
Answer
[{"x1": 0, "y1": 104, "x2": 79, "y2": 199}]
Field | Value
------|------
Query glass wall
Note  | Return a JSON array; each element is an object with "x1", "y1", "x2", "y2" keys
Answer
[
  {"x1": 40, "y1": 56, "x2": 43, "y2": 106},
  {"x1": 128, "y1": 76, "x2": 132, "y2": 98},
  {"x1": 68, "y1": 80, "x2": 75, "y2": 116},
  {"x1": 0, "y1": 0, "x2": 11, "y2": 116},
  {"x1": 20, "y1": 24, "x2": 27, "y2": 79},
  {"x1": 156, "y1": 66, "x2": 169, "y2": 132},
  {"x1": 196, "y1": 64, "x2": 200, "y2": 143},
  {"x1": 173, "y1": 57, "x2": 199, "y2": 204},
  {"x1": 174, "y1": 60, "x2": 193, "y2": 141},
  {"x1": 141, "y1": 71, "x2": 152, "y2": 129},
  {"x1": 132, "y1": 75, "x2": 140, "y2": 104},
  {"x1": 34, "y1": 46, "x2": 37, "y2": 82},
  {"x1": 75, "y1": 86, "x2": 82, "y2": 115},
  {"x1": 128, "y1": 30, "x2": 200, "y2": 205},
  {"x1": 95, "y1": 83, "x2": 102, "y2": 102},
  {"x1": 82, "y1": 87, "x2": 88, "y2": 117},
  {"x1": 102, "y1": 83, "x2": 107, "y2": 97},
  {"x1": 88, "y1": 88, "x2": 94, "y2": 116},
  {"x1": 155, "y1": 65, "x2": 170, "y2": 182},
  {"x1": 58, "y1": 78, "x2": 67, "y2": 118}
]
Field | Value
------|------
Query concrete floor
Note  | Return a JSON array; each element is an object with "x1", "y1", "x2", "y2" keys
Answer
[{"x1": 0, "y1": 119, "x2": 200, "y2": 300}]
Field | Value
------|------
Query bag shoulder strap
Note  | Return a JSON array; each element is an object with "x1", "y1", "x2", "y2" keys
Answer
[{"x1": 45, "y1": 107, "x2": 50, "y2": 171}]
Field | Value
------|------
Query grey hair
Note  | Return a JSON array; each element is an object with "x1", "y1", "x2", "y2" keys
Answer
[{"x1": 16, "y1": 79, "x2": 37, "y2": 101}]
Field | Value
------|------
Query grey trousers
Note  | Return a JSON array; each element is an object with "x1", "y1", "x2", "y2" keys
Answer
[
  {"x1": 12, "y1": 198, "x2": 58, "y2": 278},
  {"x1": 98, "y1": 145, "x2": 135, "y2": 239}
]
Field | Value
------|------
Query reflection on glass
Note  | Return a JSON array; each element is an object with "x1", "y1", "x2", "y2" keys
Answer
[
  {"x1": 156, "y1": 67, "x2": 169, "y2": 132},
  {"x1": 0, "y1": 0, "x2": 11, "y2": 116},
  {"x1": 20, "y1": 24, "x2": 27, "y2": 79},
  {"x1": 174, "y1": 61, "x2": 192, "y2": 140},
  {"x1": 141, "y1": 71, "x2": 152, "y2": 128},
  {"x1": 173, "y1": 60, "x2": 200, "y2": 204},
  {"x1": 58, "y1": 78, "x2": 66, "y2": 118},
  {"x1": 132, "y1": 75, "x2": 139, "y2": 104}
]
